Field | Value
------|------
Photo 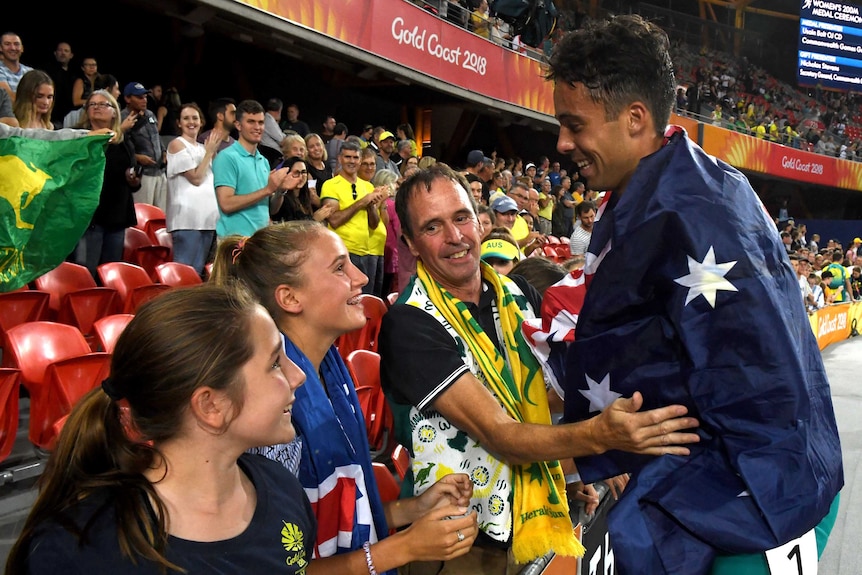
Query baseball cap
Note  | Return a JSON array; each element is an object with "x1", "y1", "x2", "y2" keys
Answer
[
  {"x1": 123, "y1": 82, "x2": 148, "y2": 97},
  {"x1": 854, "y1": 237, "x2": 861, "y2": 244},
  {"x1": 481, "y1": 239, "x2": 520, "y2": 262},
  {"x1": 467, "y1": 149, "x2": 490, "y2": 166},
  {"x1": 379, "y1": 131, "x2": 396, "y2": 141},
  {"x1": 491, "y1": 195, "x2": 518, "y2": 214},
  {"x1": 525, "y1": 162, "x2": 536, "y2": 171}
]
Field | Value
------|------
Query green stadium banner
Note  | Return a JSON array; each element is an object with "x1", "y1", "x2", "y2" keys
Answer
[{"x1": 0, "y1": 134, "x2": 109, "y2": 292}]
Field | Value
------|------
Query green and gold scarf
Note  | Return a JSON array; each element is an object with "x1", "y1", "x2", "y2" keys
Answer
[{"x1": 415, "y1": 261, "x2": 584, "y2": 563}]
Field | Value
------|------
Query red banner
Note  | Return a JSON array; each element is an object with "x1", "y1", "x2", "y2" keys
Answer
[
  {"x1": 241, "y1": 0, "x2": 554, "y2": 116},
  {"x1": 700, "y1": 124, "x2": 862, "y2": 191}
]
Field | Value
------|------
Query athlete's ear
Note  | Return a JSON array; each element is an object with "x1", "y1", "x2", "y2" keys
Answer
[{"x1": 627, "y1": 101, "x2": 650, "y2": 136}]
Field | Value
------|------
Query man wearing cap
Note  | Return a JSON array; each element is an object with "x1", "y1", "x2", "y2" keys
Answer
[
  {"x1": 464, "y1": 149, "x2": 492, "y2": 204},
  {"x1": 506, "y1": 182, "x2": 545, "y2": 250},
  {"x1": 122, "y1": 82, "x2": 167, "y2": 210},
  {"x1": 524, "y1": 162, "x2": 537, "y2": 183},
  {"x1": 375, "y1": 130, "x2": 400, "y2": 176},
  {"x1": 490, "y1": 194, "x2": 519, "y2": 232}
]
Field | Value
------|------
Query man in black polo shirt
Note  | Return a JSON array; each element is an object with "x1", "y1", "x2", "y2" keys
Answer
[{"x1": 379, "y1": 163, "x2": 699, "y2": 574}]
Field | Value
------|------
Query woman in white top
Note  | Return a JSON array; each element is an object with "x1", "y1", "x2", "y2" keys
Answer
[{"x1": 166, "y1": 102, "x2": 222, "y2": 275}]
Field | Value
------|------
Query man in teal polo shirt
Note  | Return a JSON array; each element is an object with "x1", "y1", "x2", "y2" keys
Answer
[{"x1": 213, "y1": 99, "x2": 289, "y2": 238}]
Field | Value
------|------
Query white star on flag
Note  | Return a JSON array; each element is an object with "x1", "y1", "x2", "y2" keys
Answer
[
  {"x1": 578, "y1": 373, "x2": 621, "y2": 413},
  {"x1": 673, "y1": 246, "x2": 738, "y2": 308}
]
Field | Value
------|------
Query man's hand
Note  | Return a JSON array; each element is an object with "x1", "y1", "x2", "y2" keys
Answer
[
  {"x1": 589, "y1": 392, "x2": 700, "y2": 456},
  {"x1": 567, "y1": 480, "x2": 600, "y2": 516},
  {"x1": 312, "y1": 203, "x2": 336, "y2": 222},
  {"x1": 121, "y1": 111, "x2": 139, "y2": 132},
  {"x1": 364, "y1": 188, "x2": 387, "y2": 208},
  {"x1": 413, "y1": 473, "x2": 473, "y2": 517},
  {"x1": 136, "y1": 153, "x2": 157, "y2": 167},
  {"x1": 267, "y1": 167, "x2": 290, "y2": 194},
  {"x1": 603, "y1": 473, "x2": 630, "y2": 500}
]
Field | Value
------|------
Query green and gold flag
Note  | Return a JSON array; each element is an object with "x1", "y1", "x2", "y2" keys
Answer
[{"x1": 0, "y1": 133, "x2": 109, "y2": 292}]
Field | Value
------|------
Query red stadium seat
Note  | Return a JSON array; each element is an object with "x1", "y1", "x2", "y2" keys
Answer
[
  {"x1": 335, "y1": 294, "x2": 388, "y2": 359},
  {"x1": 92, "y1": 314, "x2": 135, "y2": 354},
  {"x1": 386, "y1": 292, "x2": 399, "y2": 307},
  {"x1": 554, "y1": 244, "x2": 572, "y2": 261},
  {"x1": 0, "y1": 368, "x2": 21, "y2": 462},
  {"x1": 49, "y1": 414, "x2": 69, "y2": 450},
  {"x1": 133, "y1": 203, "x2": 167, "y2": 244},
  {"x1": 124, "y1": 227, "x2": 172, "y2": 282},
  {"x1": 392, "y1": 443, "x2": 410, "y2": 482},
  {"x1": 372, "y1": 462, "x2": 400, "y2": 504},
  {"x1": 5, "y1": 321, "x2": 110, "y2": 450},
  {"x1": 154, "y1": 227, "x2": 173, "y2": 258},
  {"x1": 345, "y1": 350, "x2": 392, "y2": 457},
  {"x1": 97, "y1": 262, "x2": 172, "y2": 314},
  {"x1": 155, "y1": 262, "x2": 203, "y2": 288},
  {"x1": 34, "y1": 262, "x2": 119, "y2": 347},
  {"x1": 0, "y1": 288, "x2": 50, "y2": 367}
]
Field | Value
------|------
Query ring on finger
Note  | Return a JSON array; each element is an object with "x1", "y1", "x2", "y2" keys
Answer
[{"x1": 456, "y1": 529, "x2": 465, "y2": 542}]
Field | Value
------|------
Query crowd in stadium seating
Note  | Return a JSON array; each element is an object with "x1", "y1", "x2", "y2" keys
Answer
[
  {"x1": 670, "y1": 41, "x2": 862, "y2": 161},
  {"x1": 779, "y1": 218, "x2": 862, "y2": 309}
]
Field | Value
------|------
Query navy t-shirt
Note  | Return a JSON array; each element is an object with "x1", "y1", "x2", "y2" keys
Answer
[{"x1": 23, "y1": 454, "x2": 316, "y2": 574}]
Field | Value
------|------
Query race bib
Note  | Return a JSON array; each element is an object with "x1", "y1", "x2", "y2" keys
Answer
[{"x1": 765, "y1": 528, "x2": 817, "y2": 575}]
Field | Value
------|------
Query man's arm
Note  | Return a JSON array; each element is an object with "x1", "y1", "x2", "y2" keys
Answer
[
  {"x1": 431, "y1": 372, "x2": 698, "y2": 466},
  {"x1": 0, "y1": 81, "x2": 13, "y2": 104},
  {"x1": 366, "y1": 189, "x2": 388, "y2": 230},
  {"x1": 324, "y1": 194, "x2": 377, "y2": 229},
  {"x1": 264, "y1": 114, "x2": 285, "y2": 147},
  {"x1": 0, "y1": 88, "x2": 18, "y2": 126},
  {"x1": 216, "y1": 167, "x2": 289, "y2": 215}
]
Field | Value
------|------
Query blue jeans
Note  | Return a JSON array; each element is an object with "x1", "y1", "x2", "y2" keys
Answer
[
  {"x1": 349, "y1": 253, "x2": 383, "y2": 297},
  {"x1": 75, "y1": 225, "x2": 126, "y2": 280},
  {"x1": 171, "y1": 229, "x2": 214, "y2": 276}
]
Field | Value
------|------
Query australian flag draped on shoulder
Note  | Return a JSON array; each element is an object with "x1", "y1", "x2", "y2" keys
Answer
[
  {"x1": 0, "y1": 126, "x2": 108, "y2": 291},
  {"x1": 524, "y1": 127, "x2": 843, "y2": 574}
]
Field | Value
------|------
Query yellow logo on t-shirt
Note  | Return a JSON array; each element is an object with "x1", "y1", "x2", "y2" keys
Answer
[{"x1": 281, "y1": 521, "x2": 308, "y2": 572}]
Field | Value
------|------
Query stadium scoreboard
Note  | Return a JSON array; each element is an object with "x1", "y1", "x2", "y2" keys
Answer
[{"x1": 798, "y1": 0, "x2": 862, "y2": 91}]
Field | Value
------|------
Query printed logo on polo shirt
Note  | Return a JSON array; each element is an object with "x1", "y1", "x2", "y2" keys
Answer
[{"x1": 281, "y1": 521, "x2": 308, "y2": 571}]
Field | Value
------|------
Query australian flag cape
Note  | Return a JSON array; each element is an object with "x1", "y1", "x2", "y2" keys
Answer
[
  {"x1": 554, "y1": 128, "x2": 843, "y2": 574},
  {"x1": 285, "y1": 335, "x2": 394, "y2": 573}
]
